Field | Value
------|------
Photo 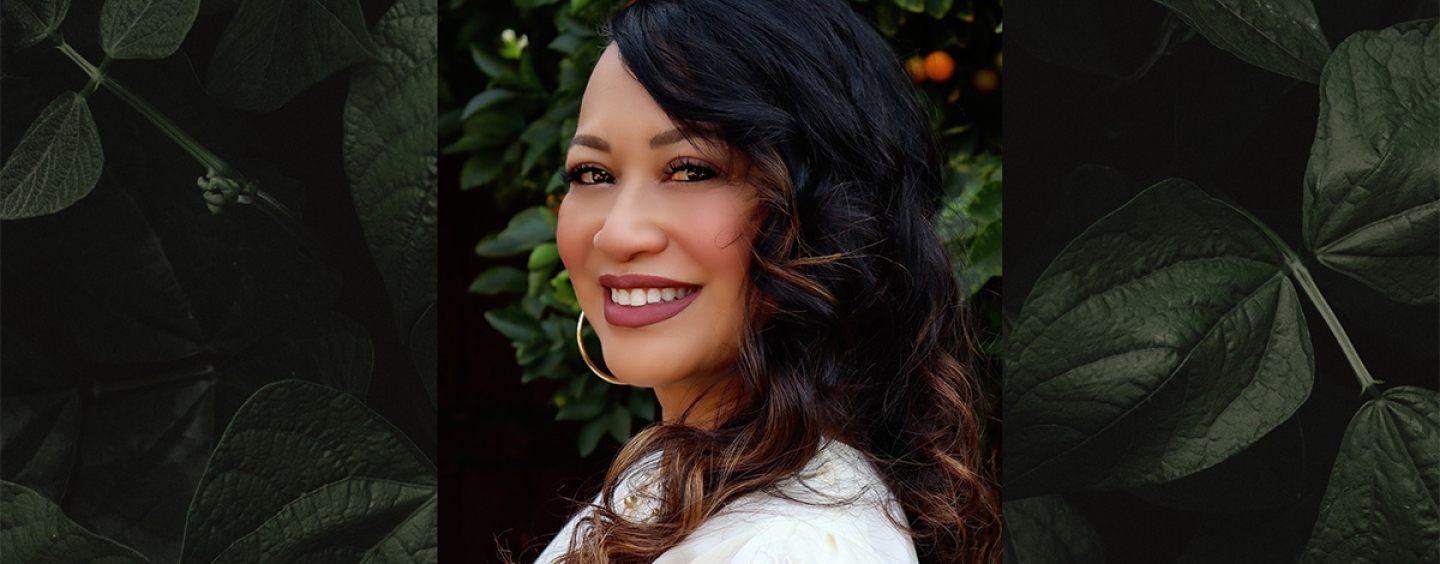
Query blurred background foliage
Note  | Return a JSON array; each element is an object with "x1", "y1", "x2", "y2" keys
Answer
[{"x1": 443, "y1": 0, "x2": 1002, "y2": 455}]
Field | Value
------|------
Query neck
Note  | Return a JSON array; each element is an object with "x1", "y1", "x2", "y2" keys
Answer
[{"x1": 653, "y1": 370, "x2": 742, "y2": 429}]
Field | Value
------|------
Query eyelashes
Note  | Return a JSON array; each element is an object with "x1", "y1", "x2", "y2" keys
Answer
[{"x1": 561, "y1": 159, "x2": 721, "y2": 186}]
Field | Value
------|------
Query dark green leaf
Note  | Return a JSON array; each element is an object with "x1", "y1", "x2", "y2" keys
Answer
[
  {"x1": 555, "y1": 391, "x2": 605, "y2": 420},
  {"x1": 1304, "y1": 19, "x2": 1438, "y2": 304},
  {"x1": 1128, "y1": 416, "x2": 1304, "y2": 513},
  {"x1": 410, "y1": 301, "x2": 437, "y2": 407},
  {"x1": 924, "y1": 0, "x2": 951, "y2": 18},
  {"x1": 460, "y1": 154, "x2": 502, "y2": 189},
  {"x1": 1006, "y1": 180, "x2": 1313, "y2": 497},
  {"x1": 607, "y1": 405, "x2": 632, "y2": 443},
  {"x1": 627, "y1": 388, "x2": 656, "y2": 421},
  {"x1": 1154, "y1": 0, "x2": 1330, "y2": 82},
  {"x1": 474, "y1": 206, "x2": 556, "y2": 257},
  {"x1": 528, "y1": 242, "x2": 560, "y2": 272},
  {"x1": 484, "y1": 307, "x2": 542, "y2": 341},
  {"x1": 206, "y1": 0, "x2": 382, "y2": 111},
  {"x1": 0, "y1": 481, "x2": 148, "y2": 564},
  {"x1": 892, "y1": 0, "x2": 924, "y2": 13},
  {"x1": 1002, "y1": 495, "x2": 1104, "y2": 564},
  {"x1": 358, "y1": 492, "x2": 436, "y2": 564},
  {"x1": 100, "y1": 0, "x2": 200, "y2": 59},
  {"x1": 181, "y1": 380, "x2": 434, "y2": 564},
  {"x1": 547, "y1": 32, "x2": 583, "y2": 54},
  {"x1": 210, "y1": 478, "x2": 436, "y2": 564},
  {"x1": 1300, "y1": 386, "x2": 1439, "y2": 564},
  {"x1": 470, "y1": 266, "x2": 527, "y2": 295},
  {"x1": 577, "y1": 416, "x2": 607, "y2": 457},
  {"x1": 65, "y1": 378, "x2": 214, "y2": 563},
  {"x1": 0, "y1": 92, "x2": 103, "y2": 219},
  {"x1": 460, "y1": 88, "x2": 516, "y2": 120},
  {"x1": 345, "y1": 0, "x2": 438, "y2": 337},
  {"x1": 2, "y1": 0, "x2": 69, "y2": 49},
  {"x1": 469, "y1": 45, "x2": 507, "y2": 77}
]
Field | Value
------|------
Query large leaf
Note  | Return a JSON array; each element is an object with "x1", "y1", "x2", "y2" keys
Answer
[
  {"x1": 205, "y1": 0, "x2": 381, "y2": 111},
  {"x1": 0, "y1": 92, "x2": 103, "y2": 219},
  {"x1": 1127, "y1": 416, "x2": 1304, "y2": 513},
  {"x1": 64, "y1": 379, "x2": 215, "y2": 564},
  {"x1": 1300, "y1": 386, "x2": 1439, "y2": 564},
  {"x1": 210, "y1": 479, "x2": 436, "y2": 564},
  {"x1": 0, "y1": 481, "x2": 148, "y2": 564},
  {"x1": 1002, "y1": 495, "x2": 1105, "y2": 564},
  {"x1": 100, "y1": 0, "x2": 200, "y2": 59},
  {"x1": 181, "y1": 380, "x2": 434, "y2": 564},
  {"x1": 1154, "y1": 0, "x2": 1330, "y2": 82},
  {"x1": 344, "y1": 0, "x2": 438, "y2": 338},
  {"x1": 1005, "y1": 179, "x2": 1313, "y2": 497},
  {"x1": 1303, "y1": 19, "x2": 1438, "y2": 305},
  {"x1": 1, "y1": 0, "x2": 70, "y2": 49}
]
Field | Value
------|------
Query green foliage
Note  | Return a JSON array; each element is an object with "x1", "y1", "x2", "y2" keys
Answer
[
  {"x1": 447, "y1": 0, "x2": 1003, "y2": 456},
  {"x1": 1304, "y1": 20, "x2": 1438, "y2": 304},
  {"x1": 1007, "y1": 180, "x2": 1313, "y2": 496},
  {"x1": 1005, "y1": 4, "x2": 1438, "y2": 561},
  {"x1": 0, "y1": 92, "x2": 103, "y2": 219},
  {"x1": 1002, "y1": 495, "x2": 1105, "y2": 564},
  {"x1": 1, "y1": 0, "x2": 436, "y2": 561}
]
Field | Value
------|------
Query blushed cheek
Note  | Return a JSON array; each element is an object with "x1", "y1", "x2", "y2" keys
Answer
[{"x1": 555, "y1": 207, "x2": 592, "y2": 299}]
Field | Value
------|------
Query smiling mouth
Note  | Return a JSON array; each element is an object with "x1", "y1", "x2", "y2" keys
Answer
[
  {"x1": 600, "y1": 279, "x2": 702, "y2": 328},
  {"x1": 610, "y1": 287, "x2": 698, "y2": 307}
]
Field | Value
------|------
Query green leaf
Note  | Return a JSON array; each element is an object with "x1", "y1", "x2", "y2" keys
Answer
[
  {"x1": 345, "y1": 0, "x2": 438, "y2": 338},
  {"x1": 484, "y1": 307, "x2": 542, "y2": 341},
  {"x1": 100, "y1": 0, "x2": 200, "y2": 59},
  {"x1": 892, "y1": 0, "x2": 924, "y2": 13},
  {"x1": 1005, "y1": 179, "x2": 1313, "y2": 497},
  {"x1": 460, "y1": 88, "x2": 516, "y2": 120},
  {"x1": 627, "y1": 388, "x2": 656, "y2": 421},
  {"x1": 470, "y1": 266, "x2": 527, "y2": 295},
  {"x1": 1304, "y1": 19, "x2": 1438, "y2": 304},
  {"x1": 0, "y1": 92, "x2": 103, "y2": 219},
  {"x1": 358, "y1": 492, "x2": 436, "y2": 564},
  {"x1": 181, "y1": 380, "x2": 434, "y2": 564},
  {"x1": 528, "y1": 242, "x2": 560, "y2": 272},
  {"x1": 2, "y1": 0, "x2": 71, "y2": 48},
  {"x1": 206, "y1": 0, "x2": 382, "y2": 111},
  {"x1": 607, "y1": 405, "x2": 632, "y2": 443},
  {"x1": 555, "y1": 391, "x2": 605, "y2": 420},
  {"x1": 1153, "y1": 0, "x2": 1330, "y2": 82},
  {"x1": 474, "y1": 206, "x2": 556, "y2": 257},
  {"x1": 0, "y1": 481, "x2": 148, "y2": 564},
  {"x1": 460, "y1": 154, "x2": 502, "y2": 189},
  {"x1": 924, "y1": 0, "x2": 951, "y2": 18},
  {"x1": 577, "y1": 416, "x2": 608, "y2": 457},
  {"x1": 1128, "y1": 416, "x2": 1304, "y2": 513},
  {"x1": 210, "y1": 478, "x2": 436, "y2": 564},
  {"x1": 469, "y1": 45, "x2": 507, "y2": 77},
  {"x1": 1300, "y1": 386, "x2": 1439, "y2": 564},
  {"x1": 1002, "y1": 495, "x2": 1104, "y2": 564}
]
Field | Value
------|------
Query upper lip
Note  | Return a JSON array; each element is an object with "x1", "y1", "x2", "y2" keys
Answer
[{"x1": 599, "y1": 274, "x2": 698, "y2": 289}]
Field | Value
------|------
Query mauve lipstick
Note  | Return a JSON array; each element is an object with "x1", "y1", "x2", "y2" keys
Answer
[{"x1": 600, "y1": 274, "x2": 701, "y2": 328}]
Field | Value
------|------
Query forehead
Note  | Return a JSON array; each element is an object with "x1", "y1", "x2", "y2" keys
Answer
[{"x1": 576, "y1": 45, "x2": 675, "y2": 134}]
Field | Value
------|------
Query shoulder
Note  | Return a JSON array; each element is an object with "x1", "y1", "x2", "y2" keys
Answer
[{"x1": 655, "y1": 440, "x2": 919, "y2": 564}]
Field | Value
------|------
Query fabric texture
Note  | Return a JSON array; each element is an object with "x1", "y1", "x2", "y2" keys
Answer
[{"x1": 533, "y1": 439, "x2": 919, "y2": 563}]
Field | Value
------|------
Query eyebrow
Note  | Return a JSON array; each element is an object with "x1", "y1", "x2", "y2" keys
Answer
[{"x1": 567, "y1": 128, "x2": 720, "y2": 152}]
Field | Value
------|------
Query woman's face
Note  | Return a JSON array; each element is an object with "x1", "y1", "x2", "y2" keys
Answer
[{"x1": 557, "y1": 45, "x2": 759, "y2": 403}]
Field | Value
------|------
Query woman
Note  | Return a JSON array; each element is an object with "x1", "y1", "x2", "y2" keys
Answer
[{"x1": 536, "y1": 0, "x2": 1000, "y2": 562}]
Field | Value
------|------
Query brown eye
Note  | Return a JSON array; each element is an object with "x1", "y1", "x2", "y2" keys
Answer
[
  {"x1": 664, "y1": 162, "x2": 717, "y2": 182},
  {"x1": 565, "y1": 166, "x2": 613, "y2": 185}
]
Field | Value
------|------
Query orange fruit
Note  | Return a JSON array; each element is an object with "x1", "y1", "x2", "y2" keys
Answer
[
  {"x1": 973, "y1": 69, "x2": 999, "y2": 93},
  {"x1": 924, "y1": 51, "x2": 955, "y2": 82},
  {"x1": 904, "y1": 56, "x2": 927, "y2": 83}
]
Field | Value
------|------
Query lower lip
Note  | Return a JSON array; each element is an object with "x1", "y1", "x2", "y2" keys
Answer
[{"x1": 603, "y1": 289, "x2": 701, "y2": 328}]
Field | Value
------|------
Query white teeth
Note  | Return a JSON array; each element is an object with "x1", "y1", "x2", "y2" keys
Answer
[{"x1": 609, "y1": 287, "x2": 695, "y2": 307}]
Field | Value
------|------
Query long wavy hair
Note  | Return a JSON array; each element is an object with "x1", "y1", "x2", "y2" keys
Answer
[{"x1": 551, "y1": 0, "x2": 1001, "y2": 562}]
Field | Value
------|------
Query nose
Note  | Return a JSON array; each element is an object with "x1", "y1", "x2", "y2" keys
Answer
[{"x1": 592, "y1": 183, "x2": 667, "y2": 262}]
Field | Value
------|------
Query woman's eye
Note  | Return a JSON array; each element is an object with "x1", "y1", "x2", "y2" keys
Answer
[
  {"x1": 664, "y1": 164, "x2": 717, "y2": 182},
  {"x1": 564, "y1": 166, "x2": 614, "y2": 185}
]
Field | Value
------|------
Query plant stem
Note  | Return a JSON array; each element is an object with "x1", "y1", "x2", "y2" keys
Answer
[
  {"x1": 1226, "y1": 201, "x2": 1383, "y2": 399},
  {"x1": 58, "y1": 41, "x2": 236, "y2": 179},
  {"x1": 54, "y1": 39, "x2": 320, "y2": 257}
]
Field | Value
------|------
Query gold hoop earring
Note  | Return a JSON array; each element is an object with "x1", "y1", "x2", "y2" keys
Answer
[{"x1": 577, "y1": 311, "x2": 625, "y2": 385}]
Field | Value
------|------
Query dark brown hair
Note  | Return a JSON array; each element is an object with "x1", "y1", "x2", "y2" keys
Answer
[{"x1": 552, "y1": 0, "x2": 1001, "y2": 562}]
